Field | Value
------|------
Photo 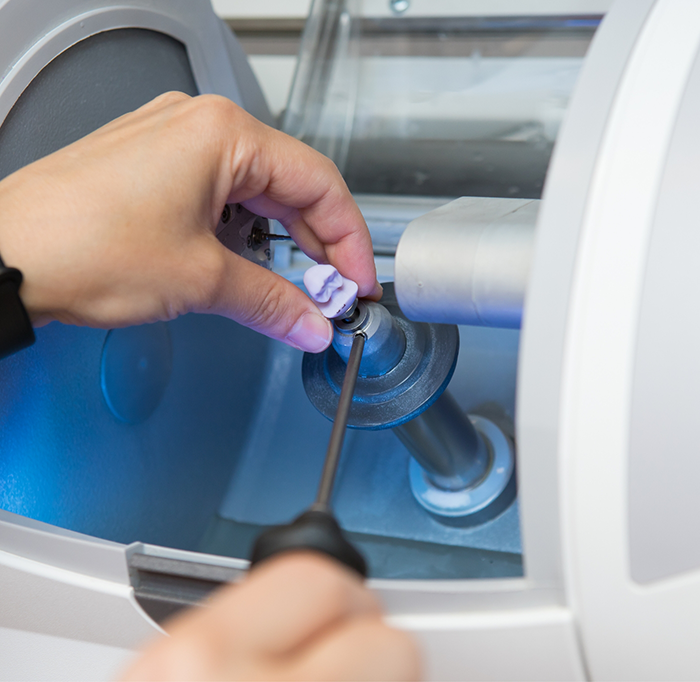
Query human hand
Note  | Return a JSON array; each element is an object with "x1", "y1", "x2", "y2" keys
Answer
[
  {"x1": 121, "y1": 552, "x2": 421, "y2": 681},
  {"x1": 0, "y1": 92, "x2": 381, "y2": 352}
]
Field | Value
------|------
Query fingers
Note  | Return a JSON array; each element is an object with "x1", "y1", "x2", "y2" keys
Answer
[
  {"x1": 290, "y1": 616, "x2": 422, "y2": 682},
  {"x1": 120, "y1": 553, "x2": 422, "y2": 682},
  {"x1": 239, "y1": 197, "x2": 383, "y2": 301},
  {"x1": 216, "y1": 106, "x2": 379, "y2": 298},
  {"x1": 120, "y1": 553, "x2": 382, "y2": 681},
  {"x1": 0, "y1": 91, "x2": 380, "y2": 333},
  {"x1": 203, "y1": 245, "x2": 332, "y2": 352},
  {"x1": 210, "y1": 553, "x2": 381, "y2": 656},
  {"x1": 239, "y1": 196, "x2": 327, "y2": 264},
  {"x1": 121, "y1": 554, "x2": 420, "y2": 682}
]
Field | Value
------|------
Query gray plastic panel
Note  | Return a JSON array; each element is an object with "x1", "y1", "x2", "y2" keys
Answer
[
  {"x1": 218, "y1": 19, "x2": 275, "y2": 128},
  {"x1": 628, "y1": 44, "x2": 700, "y2": 585},
  {"x1": 0, "y1": 29, "x2": 198, "y2": 180}
]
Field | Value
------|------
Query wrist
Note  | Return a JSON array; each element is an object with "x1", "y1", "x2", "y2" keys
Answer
[
  {"x1": 0, "y1": 258, "x2": 35, "y2": 359},
  {"x1": 0, "y1": 174, "x2": 59, "y2": 328},
  {"x1": 0, "y1": 180, "x2": 43, "y2": 354}
]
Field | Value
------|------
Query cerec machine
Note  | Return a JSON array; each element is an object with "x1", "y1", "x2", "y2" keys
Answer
[{"x1": 1, "y1": 0, "x2": 699, "y2": 679}]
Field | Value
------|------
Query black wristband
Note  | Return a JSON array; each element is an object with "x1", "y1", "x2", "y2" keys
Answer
[{"x1": 0, "y1": 257, "x2": 35, "y2": 360}]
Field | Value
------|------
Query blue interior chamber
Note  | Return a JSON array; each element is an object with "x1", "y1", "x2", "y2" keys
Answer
[{"x1": 0, "y1": 27, "x2": 523, "y2": 580}]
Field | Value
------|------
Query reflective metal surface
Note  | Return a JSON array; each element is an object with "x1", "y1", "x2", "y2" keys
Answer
[
  {"x1": 333, "y1": 299, "x2": 406, "y2": 377},
  {"x1": 302, "y1": 283, "x2": 459, "y2": 429},
  {"x1": 409, "y1": 415, "x2": 516, "y2": 523},
  {"x1": 395, "y1": 196, "x2": 538, "y2": 328},
  {"x1": 394, "y1": 391, "x2": 490, "y2": 490},
  {"x1": 316, "y1": 332, "x2": 365, "y2": 506}
]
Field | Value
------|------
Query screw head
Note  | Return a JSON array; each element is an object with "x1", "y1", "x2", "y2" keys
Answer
[{"x1": 390, "y1": 0, "x2": 410, "y2": 14}]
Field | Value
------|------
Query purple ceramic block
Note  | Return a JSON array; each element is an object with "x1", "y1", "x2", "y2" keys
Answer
[{"x1": 304, "y1": 264, "x2": 359, "y2": 318}]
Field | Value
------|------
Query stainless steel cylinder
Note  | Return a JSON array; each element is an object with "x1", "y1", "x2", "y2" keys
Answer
[
  {"x1": 393, "y1": 391, "x2": 490, "y2": 491},
  {"x1": 394, "y1": 197, "x2": 538, "y2": 328},
  {"x1": 333, "y1": 299, "x2": 406, "y2": 377},
  {"x1": 303, "y1": 283, "x2": 459, "y2": 430}
]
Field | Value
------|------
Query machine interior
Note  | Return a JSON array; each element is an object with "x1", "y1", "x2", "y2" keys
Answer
[{"x1": 0, "y1": 11, "x2": 601, "y2": 580}]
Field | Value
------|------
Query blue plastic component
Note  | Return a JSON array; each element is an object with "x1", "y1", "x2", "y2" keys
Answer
[
  {"x1": 0, "y1": 315, "x2": 270, "y2": 551},
  {"x1": 100, "y1": 323, "x2": 173, "y2": 424}
]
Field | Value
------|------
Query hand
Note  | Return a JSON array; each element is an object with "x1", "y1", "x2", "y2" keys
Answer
[
  {"x1": 120, "y1": 553, "x2": 421, "y2": 681},
  {"x1": 0, "y1": 92, "x2": 381, "y2": 352}
]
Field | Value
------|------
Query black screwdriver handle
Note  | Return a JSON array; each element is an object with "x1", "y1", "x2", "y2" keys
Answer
[
  {"x1": 250, "y1": 508, "x2": 367, "y2": 576},
  {"x1": 249, "y1": 333, "x2": 367, "y2": 576}
]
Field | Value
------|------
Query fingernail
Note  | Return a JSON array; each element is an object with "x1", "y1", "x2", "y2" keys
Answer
[
  {"x1": 370, "y1": 281, "x2": 383, "y2": 300},
  {"x1": 285, "y1": 312, "x2": 332, "y2": 353}
]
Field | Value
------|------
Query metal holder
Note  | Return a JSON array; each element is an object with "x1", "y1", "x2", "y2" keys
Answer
[
  {"x1": 302, "y1": 284, "x2": 459, "y2": 429},
  {"x1": 407, "y1": 413, "x2": 516, "y2": 524},
  {"x1": 394, "y1": 391, "x2": 490, "y2": 491},
  {"x1": 302, "y1": 283, "x2": 516, "y2": 522}
]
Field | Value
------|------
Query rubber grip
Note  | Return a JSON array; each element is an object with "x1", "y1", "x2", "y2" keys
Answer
[{"x1": 249, "y1": 509, "x2": 367, "y2": 577}]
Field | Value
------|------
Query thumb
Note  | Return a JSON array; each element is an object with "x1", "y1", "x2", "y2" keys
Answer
[{"x1": 207, "y1": 250, "x2": 333, "y2": 353}]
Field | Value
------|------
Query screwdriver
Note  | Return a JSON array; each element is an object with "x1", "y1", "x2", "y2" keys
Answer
[{"x1": 250, "y1": 332, "x2": 368, "y2": 576}]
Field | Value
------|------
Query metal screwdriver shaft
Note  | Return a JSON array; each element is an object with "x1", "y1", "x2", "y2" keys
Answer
[
  {"x1": 315, "y1": 332, "x2": 365, "y2": 508},
  {"x1": 250, "y1": 330, "x2": 368, "y2": 576}
]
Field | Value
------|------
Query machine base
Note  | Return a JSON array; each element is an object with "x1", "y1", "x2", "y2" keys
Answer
[{"x1": 409, "y1": 415, "x2": 516, "y2": 526}]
